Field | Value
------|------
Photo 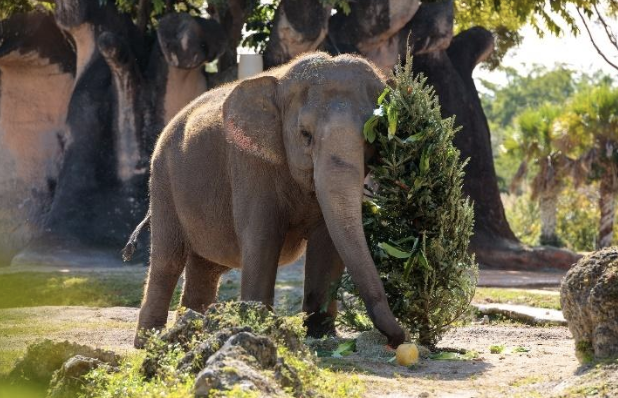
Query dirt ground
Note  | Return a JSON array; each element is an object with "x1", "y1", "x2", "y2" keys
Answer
[
  {"x1": 0, "y1": 305, "x2": 600, "y2": 398},
  {"x1": 1, "y1": 260, "x2": 616, "y2": 397}
]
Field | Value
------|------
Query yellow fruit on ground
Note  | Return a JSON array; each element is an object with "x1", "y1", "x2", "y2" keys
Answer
[{"x1": 396, "y1": 343, "x2": 419, "y2": 366}]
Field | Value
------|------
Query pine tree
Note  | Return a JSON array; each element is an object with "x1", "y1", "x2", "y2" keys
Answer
[{"x1": 340, "y1": 53, "x2": 478, "y2": 348}]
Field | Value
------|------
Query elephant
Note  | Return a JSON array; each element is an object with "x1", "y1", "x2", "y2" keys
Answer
[{"x1": 131, "y1": 51, "x2": 405, "y2": 348}]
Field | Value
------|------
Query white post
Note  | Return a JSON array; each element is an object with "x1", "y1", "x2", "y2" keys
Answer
[{"x1": 238, "y1": 53, "x2": 264, "y2": 80}]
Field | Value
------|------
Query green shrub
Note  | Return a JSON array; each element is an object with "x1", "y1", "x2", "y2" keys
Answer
[
  {"x1": 80, "y1": 302, "x2": 362, "y2": 398},
  {"x1": 504, "y1": 182, "x2": 602, "y2": 251},
  {"x1": 340, "y1": 54, "x2": 478, "y2": 348}
]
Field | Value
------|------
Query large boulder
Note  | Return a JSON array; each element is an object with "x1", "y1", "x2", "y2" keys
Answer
[
  {"x1": 8, "y1": 339, "x2": 118, "y2": 385},
  {"x1": 561, "y1": 247, "x2": 618, "y2": 362}
]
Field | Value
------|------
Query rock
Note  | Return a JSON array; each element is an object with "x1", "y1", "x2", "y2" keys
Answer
[
  {"x1": 202, "y1": 301, "x2": 303, "y2": 352},
  {"x1": 47, "y1": 355, "x2": 113, "y2": 398},
  {"x1": 159, "y1": 308, "x2": 206, "y2": 347},
  {"x1": 561, "y1": 247, "x2": 618, "y2": 361},
  {"x1": 194, "y1": 355, "x2": 281, "y2": 397},
  {"x1": 177, "y1": 327, "x2": 252, "y2": 374},
  {"x1": 8, "y1": 339, "x2": 118, "y2": 385},
  {"x1": 305, "y1": 336, "x2": 341, "y2": 353},
  {"x1": 220, "y1": 332, "x2": 278, "y2": 369},
  {"x1": 193, "y1": 332, "x2": 281, "y2": 397},
  {"x1": 274, "y1": 358, "x2": 303, "y2": 395}
]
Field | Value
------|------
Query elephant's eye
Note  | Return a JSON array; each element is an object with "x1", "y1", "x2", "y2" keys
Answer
[{"x1": 300, "y1": 129, "x2": 312, "y2": 146}]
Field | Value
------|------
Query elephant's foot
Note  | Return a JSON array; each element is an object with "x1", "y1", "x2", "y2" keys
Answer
[
  {"x1": 134, "y1": 309, "x2": 168, "y2": 348},
  {"x1": 133, "y1": 324, "x2": 165, "y2": 349},
  {"x1": 304, "y1": 312, "x2": 337, "y2": 338}
]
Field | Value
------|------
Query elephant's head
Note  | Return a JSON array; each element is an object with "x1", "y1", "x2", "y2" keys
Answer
[
  {"x1": 157, "y1": 13, "x2": 226, "y2": 69},
  {"x1": 223, "y1": 52, "x2": 405, "y2": 346}
]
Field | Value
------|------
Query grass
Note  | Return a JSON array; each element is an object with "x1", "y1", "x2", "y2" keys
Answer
[
  {"x1": 509, "y1": 375, "x2": 544, "y2": 387},
  {"x1": 474, "y1": 288, "x2": 561, "y2": 310},
  {"x1": 0, "y1": 270, "x2": 299, "y2": 378},
  {"x1": 0, "y1": 270, "x2": 303, "y2": 315},
  {"x1": 0, "y1": 308, "x2": 135, "y2": 376},
  {"x1": 0, "y1": 271, "x2": 183, "y2": 309}
]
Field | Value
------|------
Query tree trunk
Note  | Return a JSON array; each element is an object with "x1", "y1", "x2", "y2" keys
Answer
[
  {"x1": 414, "y1": 27, "x2": 517, "y2": 247},
  {"x1": 264, "y1": 0, "x2": 331, "y2": 68},
  {"x1": 265, "y1": 0, "x2": 581, "y2": 269},
  {"x1": 413, "y1": 27, "x2": 580, "y2": 269},
  {"x1": 539, "y1": 193, "x2": 560, "y2": 246},
  {"x1": 598, "y1": 172, "x2": 616, "y2": 249}
]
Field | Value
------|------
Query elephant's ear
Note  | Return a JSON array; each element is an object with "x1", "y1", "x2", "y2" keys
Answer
[{"x1": 223, "y1": 76, "x2": 284, "y2": 165}]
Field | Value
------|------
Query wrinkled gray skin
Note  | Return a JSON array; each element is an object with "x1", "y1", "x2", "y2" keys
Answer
[{"x1": 135, "y1": 52, "x2": 405, "y2": 348}]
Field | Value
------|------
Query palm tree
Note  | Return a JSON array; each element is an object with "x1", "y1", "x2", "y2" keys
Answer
[
  {"x1": 560, "y1": 84, "x2": 618, "y2": 248},
  {"x1": 507, "y1": 104, "x2": 574, "y2": 246}
]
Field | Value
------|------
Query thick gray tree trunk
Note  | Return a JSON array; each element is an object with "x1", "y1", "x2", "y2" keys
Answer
[{"x1": 598, "y1": 173, "x2": 616, "y2": 248}]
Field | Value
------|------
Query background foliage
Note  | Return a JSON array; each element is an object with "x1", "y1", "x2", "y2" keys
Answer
[
  {"x1": 482, "y1": 65, "x2": 616, "y2": 251},
  {"x1": 1, "y1": 0, "x2": 616, "y2": 69}
]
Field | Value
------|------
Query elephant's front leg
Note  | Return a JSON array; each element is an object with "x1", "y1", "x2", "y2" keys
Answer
[
  {"x1": 303, "y1": 223, "x2": 345, "y2": 337},
  {"x1": 236, "y1": 199, "x2": 286, "y2": 307}
]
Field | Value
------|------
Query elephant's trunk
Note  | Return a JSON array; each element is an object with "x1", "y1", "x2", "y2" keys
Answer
[{"x1": 314, "y1": 123, "x2": 405, "y2": 347}]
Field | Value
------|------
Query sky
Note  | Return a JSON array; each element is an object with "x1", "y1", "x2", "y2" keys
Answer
[{"x1": 474, "y1": 6, "x2": 617, "y2": 88}]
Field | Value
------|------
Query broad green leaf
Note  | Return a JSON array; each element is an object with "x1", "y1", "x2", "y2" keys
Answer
[
  {"x1": 363, "y1": 115, "x2": 379, "y2": 143},
  {"x1": 418, "y1": 251, "x2": 430, "y2": 270},
  {"x1": 429, "y1": 352, "x2": 461, "y2": 360},
  {"x1": 394, "y1": 236, "x2": 418, "y2": 245},
  {"x1": 387, "y1": 107, "x2": 399, "y2": 139},
  {"x1": 332, "y1": 340, "x2": 356, "y2": 358},
  {"x1": 429, "y1": 350, "x2": 479, "y2": 360},
  {"x1": 405, "y1": 131, "x2": 425, "y2": 143},
  {"x1": 420, "y1": 148, "x2": 430, "y2": 174},
  {"x1": 377, "y1": 88, "x2": 390, "y2": 105},
  {"x1": 403, "y1": 257, "x2": 414, "y2": 280},
  {"x1": 379, "y1": 242, "x2": 412, "y2": 259}
]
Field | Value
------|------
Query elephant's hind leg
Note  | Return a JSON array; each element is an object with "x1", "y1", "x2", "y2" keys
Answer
[
  {"x1": 134, "y1": 199, "x2": 187, "y2": 348},
  {"x1": 180, "y1": 252, "x2": 229, "y2": 313}
]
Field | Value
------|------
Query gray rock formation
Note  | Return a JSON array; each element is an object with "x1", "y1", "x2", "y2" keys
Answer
[
  {"x1": 0, "y1": 12, "x2": 75, "y2": 265},
  {"x1": 177, "y1": 326, "x2": 253, "y2": 374},
  {"x1": 193, "y1": 332, "x2": 280, "y2": 397},
  {"x1": 47, "y1": 355, "x2": 114, "y2": 398},
  {"x1": 8, "y1": 339, "x2": 118, "y2": 385},
  {"x1": 561, "y1": 247, "x2": 618, "y2": 361}
]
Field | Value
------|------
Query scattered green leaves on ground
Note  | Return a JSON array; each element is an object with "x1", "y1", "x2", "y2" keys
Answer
[{"x1": 429, "y1": 350, "x2": 480, "y2": 361}]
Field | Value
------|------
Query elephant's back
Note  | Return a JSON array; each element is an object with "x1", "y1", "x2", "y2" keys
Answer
[{"x1": 150, "y1": 83, "x2": 241, "y2": 268}]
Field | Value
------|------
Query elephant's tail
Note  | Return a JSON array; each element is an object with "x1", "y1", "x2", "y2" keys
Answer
[{"x1": 121, "y1": 209, "x2": 151, "y2": 262}]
